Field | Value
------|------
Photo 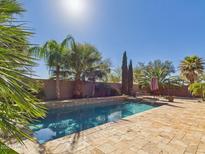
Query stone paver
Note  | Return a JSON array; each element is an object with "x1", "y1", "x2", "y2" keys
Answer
[{"x1": 11, "y1": 98, "x2": 205, "y2": 154}]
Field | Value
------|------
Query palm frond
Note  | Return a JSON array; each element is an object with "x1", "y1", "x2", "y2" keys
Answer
[{"x1": 0, "y1": 0, "x2": 46, "y2": 148}]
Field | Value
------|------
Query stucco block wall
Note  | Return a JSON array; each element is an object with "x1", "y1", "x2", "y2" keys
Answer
[
  {"x1": 159, "y1": 86, "x2": 192, "y2": 97},
  {"x1": 41, "y1": 79, "x2": 191, "y2": 100},
  {"x1": 42, "y1": 80, "x2": 125, "y2": 100}
]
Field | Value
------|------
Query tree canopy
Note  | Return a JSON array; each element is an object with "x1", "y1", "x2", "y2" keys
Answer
[
  {"x1": 134, "y1": 60, "x2": 175, "y2": 88},
  {"x1": 180, "y1": 56, "x2": 204, "y2": 83},
  {"x1": 121, "y1": 51, "x2": 128, "y2": 94},
  {"x1": 30, "y1": 35, "x2": 74, "y2": 99}
]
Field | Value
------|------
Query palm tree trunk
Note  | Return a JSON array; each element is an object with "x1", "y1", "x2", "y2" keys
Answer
[
  {"x1": 91, "y1": 80, "x2": 96, "y2": 97},
  {"x1": 56, "y1": 65, "x2": 60, "y2": 99},
  {"x1": 73, "y1": 74, "x2": 83, "y2": 98},
  {"x1": 189, "y1": 71, "x2": 196, "y2": 84}
]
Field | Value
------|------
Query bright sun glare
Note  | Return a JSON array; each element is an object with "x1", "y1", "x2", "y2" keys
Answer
[{"x1": 59, "y1": 0, "x2": 88, "y2": 20}]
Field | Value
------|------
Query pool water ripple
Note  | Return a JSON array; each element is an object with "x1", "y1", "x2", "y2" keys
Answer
[{"x1": 30, "y1": 101, "x2": 157, "y2": 143}]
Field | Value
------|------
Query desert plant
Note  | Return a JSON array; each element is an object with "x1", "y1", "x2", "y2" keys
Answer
[
  {"x1": 68, "y1": 43, "x2": 110, "y2": 98},
  {"x1": 84, "y1": 59, "x2": 111, "y2": 82},
  {"x1": 180, "y1": 56, "x2": 204, "y2": 84},
  {"x1": 134, "y1": 60, "x2": 175, "y2": 88},
  {"x1": 188, "y1": 82, "x2": 205, "y2": 101},
  {"x1": 165, "y1": 96, "x2": 174, "y2": 102}
]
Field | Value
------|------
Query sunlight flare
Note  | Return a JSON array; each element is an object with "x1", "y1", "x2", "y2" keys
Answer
[{"x1": 59, "y1": 0, "x2": 88, "y2": 20}]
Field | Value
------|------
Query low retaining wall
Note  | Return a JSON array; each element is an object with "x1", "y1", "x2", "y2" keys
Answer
[{"x1": 43, "y1": 96, "x2": 128, "y2": 109}]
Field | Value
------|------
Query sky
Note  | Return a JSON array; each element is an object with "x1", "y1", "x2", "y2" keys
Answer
[{"x1": 20, "y1": 0, "x2": 205, "y2": 79}]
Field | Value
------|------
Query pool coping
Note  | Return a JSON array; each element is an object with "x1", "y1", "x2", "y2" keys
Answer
[
  {"x1": 42, "y1": 96, "x2": 129, "y2": 109},
  {"x1": 9, "y1": 97, "x2": 205, "y2": 154},
  {"x1": 41, "y1": 97, "x2": 166, "y2": 146}
]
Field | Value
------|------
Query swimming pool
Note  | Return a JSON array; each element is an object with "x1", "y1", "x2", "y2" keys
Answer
[{"x1": 30, "y1": 101, "x2": 157, "y2": 144}]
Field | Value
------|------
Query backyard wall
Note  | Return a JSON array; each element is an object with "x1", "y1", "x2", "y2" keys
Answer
[
  {"x1": 41, "y1": 79, "x2": 191, "y2": 100},
  {"x1": 159, "y1": 86, "x2": 192, "y2": 97}
]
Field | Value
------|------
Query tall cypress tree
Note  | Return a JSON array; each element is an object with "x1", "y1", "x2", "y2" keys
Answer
[
  {"x1": 128, "y1": 60, "x2": 133, "y2": 95},
  {"x1": 121, "y1": 51, "x2": 128, "y2": 94}
]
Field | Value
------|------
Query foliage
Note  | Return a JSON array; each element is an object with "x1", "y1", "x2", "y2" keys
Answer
[
  {"x1": 133, "y1": 63, "x2": 143, "y2": 84},
  {"x1": 128, "y1": 60, "x2": 133, "y2": 95},
  {"x1": 30, "y1": 80, "x2": 45, "y2": 99},
  {"x1": 0, "y1": 0, "x2": 45, "y2": 148},
  {"x1": 188, "y1": 82, "x2": 205, "y2": 101},
  {"x1": 68, "y1": 43, "x2": 109, "y2": 80},
  {"x1": 107, "y1": 67, "x2": 121, "y2": 83},
  {"x1": 31, "y1": 37, "x2": 110, "y2": 98},
  {"x1": 121, "y1": 51, "x2": 128, "y2": 94},
  {"x1": 30, "y1": 35, "x2": 74, "y2": 99},
  {"x1": 198, "y1": 73, "x2": 205, "y2": 82},
  {"x1": 180, "y1": 56, "x2": 204, "y2": 83},
  {"x1": 164, "y1": 96, "x2": 174, "y2": 102},
  {"x1": 68, "y1": 43, "x2": 111, "y2": 98},
  {"x1": 134, "y1": 60, "x2": 175, "y2": 88},
  {"x1": 84, "y1": 59, "x2": 111, "y2": 82},
  {"x1": 0, "y1": 141, "x2": 18, "y2": 154},
  {"x1": 163, "y1": 75, "x2": 186, "y2": 87}
]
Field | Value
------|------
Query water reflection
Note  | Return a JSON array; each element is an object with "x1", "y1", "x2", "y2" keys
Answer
[
  {"x1": 30, "y1": 102, "x2": 156, "y2": 143},
  {"x1": 34, "y1": 128, "x2": 56, "y2": 144},
  {"x1": 108, "y1": 111, "x2": 122, "y2": 122}
]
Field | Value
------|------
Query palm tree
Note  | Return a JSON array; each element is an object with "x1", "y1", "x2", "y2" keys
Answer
[
  {"x1": 30, "y1": 35, "x2": 74, "y2": 99},
  {"x1": 84, "y1": 59, "x2": 111, "y2": 82},
  {"x1": 0, "y1": 0, "x2": 45, "y2": 151},
  {"x1": 134, "y1": 60, "x2": 175, "y2": 88},
  {"x1": 85, "y1": 59, "x2": 111, "y2": 97},
  {"x1": 68, "y1": 43, "x2": 110, "y2": 98},
  {"x1": 198, "y1": 73, "x2": 205, "y2": 82},
  {"x1": 180, "y1": 56, "x2": 204, "y2": 84}
]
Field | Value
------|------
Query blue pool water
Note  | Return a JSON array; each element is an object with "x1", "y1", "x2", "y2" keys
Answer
[{"x1": 30, "y1": 101, "x2": 157, "y2": 144}]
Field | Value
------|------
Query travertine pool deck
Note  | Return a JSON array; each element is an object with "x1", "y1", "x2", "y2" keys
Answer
[{"x1": 11, "y1": 98, "x2": 205, "y2": 154}]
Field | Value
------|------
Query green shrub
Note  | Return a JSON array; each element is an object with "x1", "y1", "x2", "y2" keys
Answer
[
  {"x1": 188, "y1": 82, "x2": 205, "y2": 101},
  {"x1": 29, "y1": 80, "x2": 45, "y2": 99}
]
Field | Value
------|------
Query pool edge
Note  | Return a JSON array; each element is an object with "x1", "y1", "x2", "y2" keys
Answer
[{"x1": 42, "y1": 100, "x2": 164, "y2": 146}]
